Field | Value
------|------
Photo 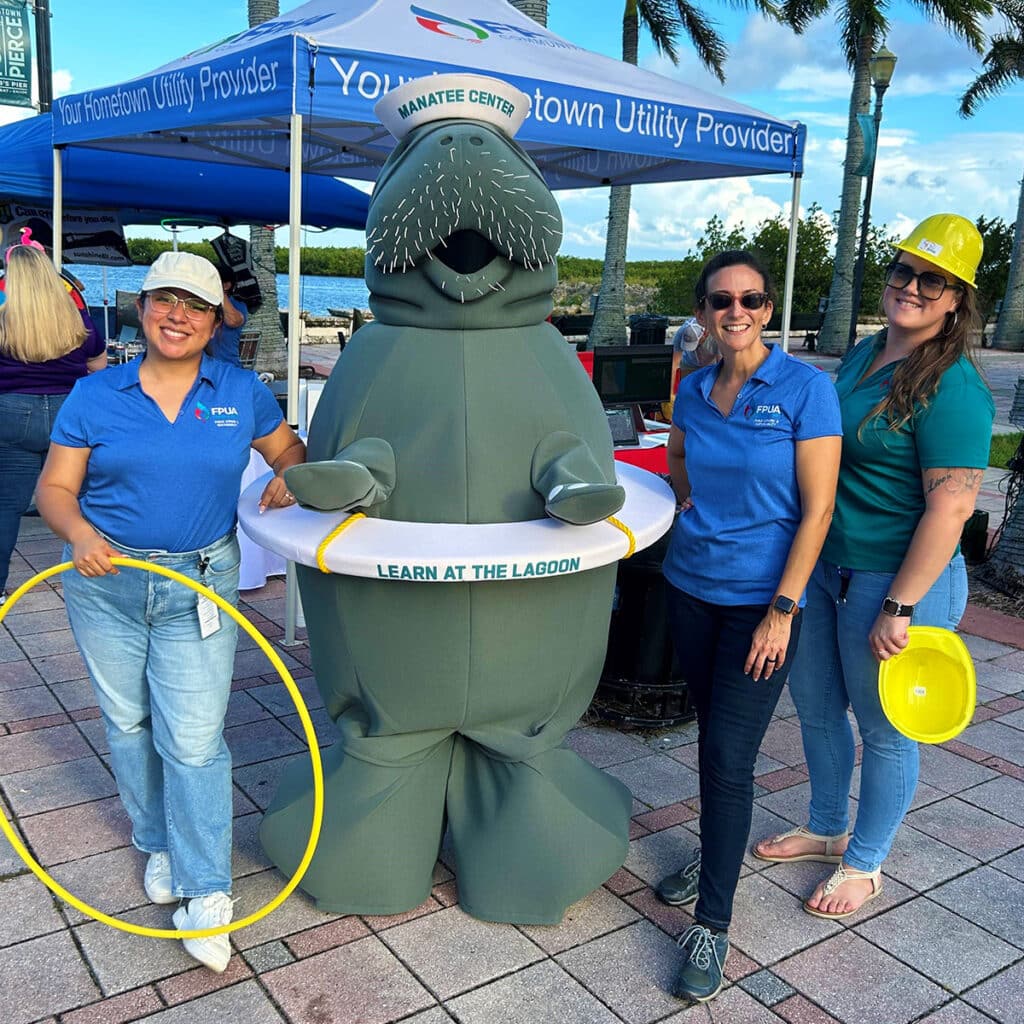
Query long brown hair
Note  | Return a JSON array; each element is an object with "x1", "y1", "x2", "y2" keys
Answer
[
  {"x1": 0, "y1": 247, "x2": 87, "y2": 363},
  {"x1": 862, "y1": 275, "x2": 985, "y2": 434}
]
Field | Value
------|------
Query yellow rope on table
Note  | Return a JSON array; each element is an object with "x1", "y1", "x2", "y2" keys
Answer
[
  {"x1": 0, "y1": 558, "x2": 324, "y2": 941},
  {"x1": 316, "y1": 512, "x2": 367, "y2": 573},
  {"x1": 605, "y1": 515, "x2": 636, "y2": 558}
]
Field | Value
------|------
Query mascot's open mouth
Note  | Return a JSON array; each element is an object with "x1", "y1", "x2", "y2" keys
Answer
[{"x1": 434, "y1": 229, "x2": 498, "y2": 275}]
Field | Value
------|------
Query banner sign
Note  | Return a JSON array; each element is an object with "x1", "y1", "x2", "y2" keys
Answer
[
  {"x1": 0, "y1": 203, "x2": 131, "y2": 265},
  {"x1": 854, "y1": 113, "x2": 877, "y2": 177},
  {"x1": 0, "y1": 1, "x2": 31, "y2": 108}
]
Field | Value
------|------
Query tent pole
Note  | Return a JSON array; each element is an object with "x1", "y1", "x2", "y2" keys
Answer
[
  {"x1": 52, "y1": 147, "x2": 63, "y2": 267},
  {"x1": 780, "y1": 172, "x2": 802, "y2": 353},
  {"x1": 284, "y1": 112, "x2": 304, "y2": 646}
]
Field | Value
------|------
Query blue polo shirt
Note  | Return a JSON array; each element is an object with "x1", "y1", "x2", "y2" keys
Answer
[
  {"x1": 52, "y1": 354, "x2": 282, "y2": 552},
  {"x1": 663, "y1": 344, "x2": 842, "y2": 606}
]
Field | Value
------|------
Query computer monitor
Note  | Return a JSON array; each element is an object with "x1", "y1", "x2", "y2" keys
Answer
[{"x1": 591, "y1": 344, "x2": 674, "y2": 406}]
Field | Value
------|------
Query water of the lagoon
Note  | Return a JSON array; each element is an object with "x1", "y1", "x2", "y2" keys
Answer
[{"x1": 69, "y1": 264, "x2": 370, "y2": 316}]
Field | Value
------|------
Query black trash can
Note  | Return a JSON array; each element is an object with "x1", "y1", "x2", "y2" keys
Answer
[
  {"x1": 592, "y1": 521, "x2": 693, "y2": 728},
  {"x1": 628, "y1": 313, "x2": 669, "y2": 346},
  {"x1": 960, "y1": 509, "x2": 989, "y2": 564}
]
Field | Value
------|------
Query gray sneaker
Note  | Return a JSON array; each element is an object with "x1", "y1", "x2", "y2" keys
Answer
[
  {"x1": 675, "y1": 923, "x2": 729, "y2": 1002},
  {"x1": 173, "y1": 892, "x2": 234, "y2": 973},
  {"x1": 143, "y1": 852, "x2": 175, "y2": 905},
  {"x1": 656, "y1": 847, "x2": 701, "y2": 907}
]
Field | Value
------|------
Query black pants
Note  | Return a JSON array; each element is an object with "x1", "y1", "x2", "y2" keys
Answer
[{"x1": 666, "y1": 584, "x2": 801, "y2": 931}]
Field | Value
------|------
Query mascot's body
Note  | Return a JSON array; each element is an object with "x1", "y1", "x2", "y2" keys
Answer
[{"x1": 260, "y1": 78, "x2": 633, "y2": 924}]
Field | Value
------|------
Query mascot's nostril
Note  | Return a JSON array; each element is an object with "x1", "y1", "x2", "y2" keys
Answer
[
  {"x1": 434, "y1": 230, "x2": 497, "y2": 274},
  {"x1": 439, "y1": 134, "x2": 453, "y2": 145},
  {"x1": 470, "y1": 136, "x2": 483, "y2": 145}
]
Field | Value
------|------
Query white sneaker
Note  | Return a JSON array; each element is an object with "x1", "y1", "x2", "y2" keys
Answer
[
  {"x1": 172, "y1": 892, "x2": 234, "y2": 973},
  {"x1": 143, "y1": 852, "x2": 175, "y2": 905}
]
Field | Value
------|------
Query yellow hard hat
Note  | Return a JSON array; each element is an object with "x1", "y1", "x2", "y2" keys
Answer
[
  {"x1": 877, "y1": 626, "x2": 976, "y2": 744},
  {"x1": 896, "y1": 214, "x2": 982, "y2": 288}
]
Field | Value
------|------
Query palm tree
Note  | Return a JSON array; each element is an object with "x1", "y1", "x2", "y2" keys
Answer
[
  {"x1": 960, "y1": 8, "x2": 1024, "y2": 351},
  {"x1": 789, "y1": 0, "x2": 992, "y2": 354},
  {"x1": 590, "y1": 1, "x2": 752, "y2": 346},
  {"x1": 248, "y1": 0, "x2": 286, "y2": 377}
]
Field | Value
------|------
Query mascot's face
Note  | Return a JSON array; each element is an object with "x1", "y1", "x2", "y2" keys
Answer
[{"x1": 364, "y1": 119, "x2": 562, "y2": 323}]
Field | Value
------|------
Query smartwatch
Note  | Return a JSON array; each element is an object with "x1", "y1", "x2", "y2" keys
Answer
[
  {"x1": 772, "y1": 595, "x2": 798, "y2": 616},
  {"x1": 882, "y1": 596, "x2": 914, "y2": 617}
]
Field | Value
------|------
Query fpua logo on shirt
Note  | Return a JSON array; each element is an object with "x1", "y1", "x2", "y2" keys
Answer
[
  {"x1": 193, "y1": 401, "x2": 240, "y2": 428},
  {"x1": 748, "y1": 402, "x2": 783, "y2": 427}
]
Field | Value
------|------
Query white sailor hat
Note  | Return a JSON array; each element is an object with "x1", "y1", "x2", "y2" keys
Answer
[{"x1": 375, "y1": 73, "x2": 530, "y2": 142}]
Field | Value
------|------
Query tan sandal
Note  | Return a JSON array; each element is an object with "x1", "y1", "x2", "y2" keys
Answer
[
  {"x1": 752, "y1": 824, "x2": 847, "y2": 864},
  {"x1": 803, "y1": 863, "x2": 883, "y2": 920}
]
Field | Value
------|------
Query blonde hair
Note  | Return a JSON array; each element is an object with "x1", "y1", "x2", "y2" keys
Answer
[
  {"x1": 861, "y1": 271, "x2": 985, "y2": 435},
  {"x1": 0, "y1": 246, "x2": 88, "y2": 363}
]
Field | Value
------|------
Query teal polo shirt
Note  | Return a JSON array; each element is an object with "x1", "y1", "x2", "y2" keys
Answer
[
  {"x1": 663, "y1": 343, "x2": 842, "y2": 606},
  {"x1": 823, "y1": 334, "x2": 994, "y2": 572},
  {"x1": 52, "y1": 354, "x2": 282, "y2": 552}
]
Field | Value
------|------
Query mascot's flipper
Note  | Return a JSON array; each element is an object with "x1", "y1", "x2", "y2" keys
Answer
[
  {"x1": 446, "y1": 740, "x2": 632, "y2": 924},
  {"x1": 260, "y1": 720, "x2": 454, "y2": 915},
  {"x1": 285, "y1": 438, "x2": 396, "y2": 512},
  {"x1": 532, "y1": 431, "x2": 626, "y2": 525}
]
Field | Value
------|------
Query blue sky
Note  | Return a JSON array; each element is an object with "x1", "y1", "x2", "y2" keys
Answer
[{"x1": 12, "y1": 1, "x2": 1024, "y2": 261}]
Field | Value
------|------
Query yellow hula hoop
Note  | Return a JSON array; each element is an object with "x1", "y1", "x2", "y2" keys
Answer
[{"x1": 0, "y1": 557, "x2": 324, "y2": 940}]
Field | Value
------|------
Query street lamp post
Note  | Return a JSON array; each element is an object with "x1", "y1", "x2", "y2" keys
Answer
[{"x1": 848, "y1": 45, "x2": 897, "y2": 350}]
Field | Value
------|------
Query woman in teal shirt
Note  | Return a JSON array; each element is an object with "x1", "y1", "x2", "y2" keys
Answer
[{"x1": 753, "y1": 214, "x2": 994, "y2": 918}]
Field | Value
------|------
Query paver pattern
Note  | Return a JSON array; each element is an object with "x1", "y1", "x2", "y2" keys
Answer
[{"x1": 2, "y1": 345, "x2": 1022, "y2": 1022}]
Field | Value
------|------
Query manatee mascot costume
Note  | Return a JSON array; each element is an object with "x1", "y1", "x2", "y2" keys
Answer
[{"x1": 259, "y1": 75, "x2": 637, "y2": 924}]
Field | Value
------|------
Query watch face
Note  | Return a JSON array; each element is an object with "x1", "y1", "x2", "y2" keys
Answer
[{"x1": 774, "y1": 596, "x2": 796, "y2": 615}]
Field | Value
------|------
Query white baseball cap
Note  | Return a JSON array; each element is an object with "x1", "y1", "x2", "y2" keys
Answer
[{"x1": 141, "y1": 251, "x2": 222, "y2": 306}]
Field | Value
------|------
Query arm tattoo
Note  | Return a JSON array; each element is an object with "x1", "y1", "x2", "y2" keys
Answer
[{"x1": 925, "y1": 468, "x2": 984, "y2": 496}]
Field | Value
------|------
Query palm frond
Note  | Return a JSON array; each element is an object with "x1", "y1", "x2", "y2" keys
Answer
[
  {"x1": 637, "y1": 0, "x2": 684, "y2": 62},
  {"x1": 779, "y1": 0, "x2": 831, "y2": 32},
  {"x1": 672, "y1": 2, "x2": 730, "y2": 80},
  {"x1": 960, "y1": 33, "x2": 1024, "y2": 114},
  {"x1": 911, "y1": 0, "x2": 994, "y2": 53}
]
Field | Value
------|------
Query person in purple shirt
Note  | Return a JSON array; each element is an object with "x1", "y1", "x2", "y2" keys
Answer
[{"x1": 0, "y1": 244, "x2": 107, "y2": 604}]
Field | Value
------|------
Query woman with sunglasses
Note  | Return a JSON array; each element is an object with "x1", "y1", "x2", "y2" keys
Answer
[
  {"x1": 36, "y1": 251, "x2": 305, "y2": 973},
  {"x1": 754, "y1": 214, "x2": 994, "y2": 919},
  {"x1": 655, "y1": 250, "x2": 842, "y2": 1002}
]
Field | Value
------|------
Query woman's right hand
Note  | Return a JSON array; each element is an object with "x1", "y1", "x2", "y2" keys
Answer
[{"x1": 71, "y1": 532, "x2": 122, "y2": 577}]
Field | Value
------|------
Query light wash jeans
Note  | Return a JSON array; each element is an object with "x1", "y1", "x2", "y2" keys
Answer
[
  {"x1": 63, "y1": 531, "x2": 240, "y2": 897},
  {"x1": 0, "y1": 392, "x2": 67, "y2": 593},
  {"x1": 787, "y1": 556, "x2": 968, "y2": 872}
]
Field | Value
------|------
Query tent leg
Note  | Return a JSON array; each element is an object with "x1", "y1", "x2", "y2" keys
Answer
[
  {"x1": 284, "y1": 112, "x2": 304, "y2": 646},
  {"x1": 52, "y1": 147, "x2": 63, "y2": 268},
  {"x1": 780, "y1": 173, "x2": 802, "y2": 353}
]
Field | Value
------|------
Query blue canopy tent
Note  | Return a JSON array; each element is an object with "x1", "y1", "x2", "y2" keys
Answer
[
  {"x1": 0, "y1": 113, "x2": 370, "y2": 230},
  {"x1": 51, "y1": 0, "x2": 807, "y2": 639}
]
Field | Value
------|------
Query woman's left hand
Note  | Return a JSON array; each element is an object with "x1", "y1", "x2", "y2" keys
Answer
[
  {"x1": 258, "y1": 474, "x2": 297, "y2": 513},
  {"x1": 868, "y1": 611, "x2": 911, "y2": 662},
  {"x1": 745, "y1": 610, "x2": 793, "y2": 682}
]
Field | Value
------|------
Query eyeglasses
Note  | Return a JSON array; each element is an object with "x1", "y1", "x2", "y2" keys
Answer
[
  {"x1": 146, "y1": 291, "x2": 216, "y2": 319},
  {"x1": 703, "y1": 291, "x2": 770, "y2": 311},
  {"x1": 885, "y1": 262, "x2": 962, "y2": 301}
]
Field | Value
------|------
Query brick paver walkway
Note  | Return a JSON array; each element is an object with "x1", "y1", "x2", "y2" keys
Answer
[{"x1": 1, "y1": 509, "x2": 1022, "y2": 1024}]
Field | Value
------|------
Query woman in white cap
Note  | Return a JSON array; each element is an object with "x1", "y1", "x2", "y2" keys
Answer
[
  {"x1": 36, "y1": 251, "x2": 305, "y2": 972},
  {"x1": 753, "y1": 214, "x2": 994, "y2": 919}
]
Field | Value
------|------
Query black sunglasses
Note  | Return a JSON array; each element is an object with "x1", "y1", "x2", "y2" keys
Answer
[
  {"x1": 885, "y1": 261, "x2": 962, "y2": 301},
  {"x1": 703, "y1": 291, "x2": 770, "y2": 311}
]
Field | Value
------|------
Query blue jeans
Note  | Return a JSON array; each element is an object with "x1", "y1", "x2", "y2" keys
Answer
[
  {"x1": 63, "y1": 531, "x2": 240, "y2": 897},
  {"x1": 788, "y1": 556, "x2": 968, "y2": 872},
  {"x1": 0, "y1": 392, "x2": 67, "y2": 592},
  {"x1": 666, "y1": 584, "x2": 801, "y2": 931}
]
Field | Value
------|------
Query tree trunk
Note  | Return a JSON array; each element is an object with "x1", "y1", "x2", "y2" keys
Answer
[
  {"x1": 982, "y1": 429, "x2": 1024, "y2": 596},
  {"x1": 589, "y1": 5, "x2": 639, "y2": 347},
  {"x1": 817, "y1": 30, "x2": 873, "y2": 355},
  {"x1": 507, "y1": 0, "x2": 547, "y2": 24},
  {"x1": 591, "y1": 185, "x2": 632, "y2": 345},
  {"x1": 993, "y1": 170, "x2": 1024, "y2": 351},
  {"x1": 247, "y1": 0, "x2": 286, "y2": 377}
]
